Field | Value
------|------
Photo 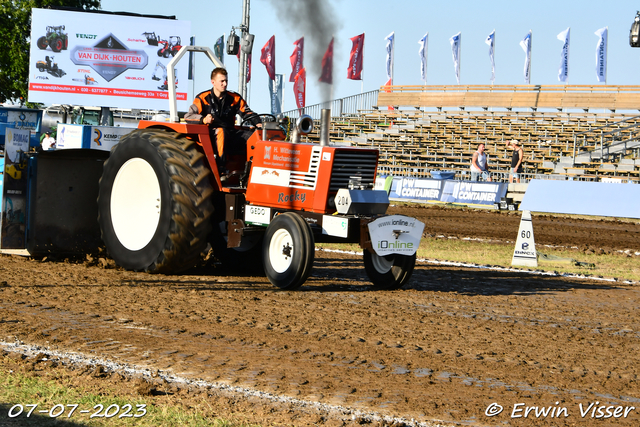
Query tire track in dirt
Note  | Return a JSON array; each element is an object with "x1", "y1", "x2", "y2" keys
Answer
[{"x1": 1, "y1": 246, "x2": 640, "y2": 426}]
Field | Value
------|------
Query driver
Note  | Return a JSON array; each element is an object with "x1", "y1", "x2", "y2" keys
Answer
[{"x1": 185, "y1": 67, "x2": 262, "y2": 173}]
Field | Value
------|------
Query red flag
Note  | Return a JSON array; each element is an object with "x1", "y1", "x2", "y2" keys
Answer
[
  {"x1": 294, "y1": 67, "x2": 306, "y2": 109},
  {"x1": 347, "y1": 33, "x2": 364, "y2": 80},
  {"x1": 289, "y1": 37, "x2": 304, "y2": 82},
  {"x1": 260, "y1": 35, "x2": 276, "y2": 80},
  {"x1": 236, "y1": 51, "x2": 252, "y2": 82},
  {"x1": 319, "y1": 38, "x2": 334, "y2": 84}
]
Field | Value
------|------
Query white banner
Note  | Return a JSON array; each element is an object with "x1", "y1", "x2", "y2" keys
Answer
[
  {"x1": 28, "y1": 8, "x2": 191, "y2": 110},
  {"x1": 557, "y1": 27, "x2": 570, "y2": 83},
  {"x1": 269, "y1": 74, "x2": 283, "y2": 115},
  {"x1": 485, "y1": 30, "x2": 495, "y2": 84},
  {"x1": 418, "y1": 33, "x2": 428, "y2": 83},
  {"x1": 595, "y1": 27, "x2": 608, "y2": 83},
  {"x1": 519, "y1": 30, "x2": 532, "y2": 84},
  {"x1": 385, "y1": 32, "x2": 395, "y2": 83},
  {"x1": 449, "y1": 32, "x2": 461, "y2": 84}
]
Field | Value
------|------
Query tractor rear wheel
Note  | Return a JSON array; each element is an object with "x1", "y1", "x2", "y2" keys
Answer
[
  {"x1": 51, "y1": 38, "x2": 62, "y2": 52},
  {"x1": 98, "y1": 129, "x2": 214, "y2": 273},
  {"x1": 37, "y1": 37, "x2": 47, "y2": 50},
  {"x1": 363, "y1": 251, "x2": 416, "y2": 290},
  {"x1": 263, "y1": 212, "x2": 314, "y2": 290}
]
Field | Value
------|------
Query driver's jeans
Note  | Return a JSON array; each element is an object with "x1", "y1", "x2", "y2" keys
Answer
[{"x1": 211, "y1": 127, "x2": 253, "y2": 172}]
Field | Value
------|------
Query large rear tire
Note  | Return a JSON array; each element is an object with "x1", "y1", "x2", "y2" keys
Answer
[
  {"x1": 98, "y1": 129, "x2": 214, "y2": 273},
  {"x1": 51, "y1": 38, "x2": 62, "y2": 52},
  {"x1": 364, "y1": 251, "x2": 416, "y2": 290},
  {"x1": 263, "y1": 212, "x2": 314, "y2": 290}
]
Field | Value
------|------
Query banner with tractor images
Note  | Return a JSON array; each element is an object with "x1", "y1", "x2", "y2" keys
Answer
[
  {"x1": 28, "y1": 8, "x2": 191, "y2": 111},
  {"x1": 1, "y1": 128, "x2": 30, "y2": 249}
]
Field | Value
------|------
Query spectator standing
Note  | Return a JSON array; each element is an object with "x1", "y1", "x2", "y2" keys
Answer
[
  {"x1": 41, "y1": 131, "x2": 56, "y2": 151},
  {"x1": 508, "y1": 139, "x2": 524, "y2": 183},
  {"x1": 470, "y1": 143, "x2": 492, "y2": 181}
]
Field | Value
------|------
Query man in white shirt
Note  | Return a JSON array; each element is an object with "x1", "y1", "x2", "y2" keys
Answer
[
  {"x1": 470, "y1": 143, "x2": 492, "y2": 181},
  {"x1": 41, "y1": 131, "x2": 56, "y2": 150}
]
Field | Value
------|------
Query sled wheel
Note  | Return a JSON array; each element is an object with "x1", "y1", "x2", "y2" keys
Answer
[
  {"x1": 263, "y1": 212, "x2": 314, "y2": 290},
  {"x1": 98, "y1": 129, "x2": 214, "y2": 273},
  {"x1": 51, "y1": 38, "x2": 62, "y2": 52},
  {"x1": 364, "y1": 251, "x2": 416, "y2": 290},
  {"x1": 37, "y1": 37, "x2": 47, "y2": 50}
]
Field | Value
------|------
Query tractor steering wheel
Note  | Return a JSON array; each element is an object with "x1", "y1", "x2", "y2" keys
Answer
[{"x1": 241, "y1": 114, "x2": 276, "y2": 127}]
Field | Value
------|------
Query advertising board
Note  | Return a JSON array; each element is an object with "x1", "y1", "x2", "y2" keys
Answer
[
  {"x1": 56, "y1": 124, "x2": 132, "y2": 151},
  {"x1": 1, "y1": 128, "x2": 30, "y2": 249},
  {"x1": 28, "y1": 8, "x2": 191, "y2": 110},
  {"x1": 0, "y1": 107, "x2": 42, "y2": 148}
]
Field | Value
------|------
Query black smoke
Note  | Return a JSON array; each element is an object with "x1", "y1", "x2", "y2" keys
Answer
[{"x1": 269, "y1": 0, "x2": 342, "y2": 103}]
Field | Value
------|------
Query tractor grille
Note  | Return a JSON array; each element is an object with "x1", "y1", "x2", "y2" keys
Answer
[{"x1": 329, "y1": 150, "x2": 378, "y2": 192}]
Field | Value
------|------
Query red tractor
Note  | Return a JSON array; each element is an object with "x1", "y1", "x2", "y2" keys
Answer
[
  {"x1": 96, "y1": 47, "x2": 423, "y2": 290},
  {"x1": 157, "y1": 36, "x2": 182, "y2": 58}
]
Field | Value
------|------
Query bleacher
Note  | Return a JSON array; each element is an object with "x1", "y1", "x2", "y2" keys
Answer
[{"x1": 299, "y1": 85, "x2": 640, "y2": 183}]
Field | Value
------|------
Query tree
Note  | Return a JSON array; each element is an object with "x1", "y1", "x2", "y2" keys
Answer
[{"x1": 0, "y1": 0, "x2": 101, "y2": 105}]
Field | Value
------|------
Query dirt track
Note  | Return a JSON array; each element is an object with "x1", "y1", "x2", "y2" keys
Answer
[{"x1": 1, "y1": 205, "x2": 640, "y2": 426}]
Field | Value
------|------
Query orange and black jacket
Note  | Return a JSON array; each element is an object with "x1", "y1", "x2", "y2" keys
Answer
[{"x1": 184, "y1": 89, "x2": 261, "y2": 129}]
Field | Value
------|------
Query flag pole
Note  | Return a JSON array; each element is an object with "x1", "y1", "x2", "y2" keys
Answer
[{"x1": 361, "y1": 32, "x2": 365, "y2": 95}]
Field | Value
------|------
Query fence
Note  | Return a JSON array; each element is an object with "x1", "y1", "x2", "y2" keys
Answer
[
  {"x1": 281, "y1": 90, "x2": 379, "y2": 120},
  {"x1": 376, "y1": 166, "x2": 600, "y2": 184}
]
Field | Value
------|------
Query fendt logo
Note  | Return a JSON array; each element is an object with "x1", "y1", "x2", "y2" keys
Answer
[{"x1": 76, "y1": 33, "x2": 97, "y2": 39}]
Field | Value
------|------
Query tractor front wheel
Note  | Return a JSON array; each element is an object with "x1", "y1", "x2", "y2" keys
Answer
[
  {"x1": 263, "y1": 213, "x2": 314, "y2": 290},
  {"x1": 363, "y1": 251, "x2": 416, "y2": 290},
  {"x1": 97, "y1": 129, "x2": 214, "y2": 273},
  {"x1": 37, "y1": 37, "x2": 47, "y2": 50}
]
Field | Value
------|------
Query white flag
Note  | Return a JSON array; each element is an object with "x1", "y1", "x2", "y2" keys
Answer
[
  {"x1": 385, "y1": 31, "x2": 394, "y2": 85},
  {"x1": 595, "y1": 27, "x2": 607, "y2": 83},
  {"x1": 485, "y1": 30, "x2": 495, "y2": 84},
  {"x1": 557, "y1": 27, "x2": 570, "y2": 83},
  {"x1": 449, "y1": 32, "x2": 461, "y2": 84},
  {"x1": 419, "y1": 33, "x2": 428, "y2": 83},
  {"x1": 519, "y1": 30, "x2": 532, "y2": 84}
]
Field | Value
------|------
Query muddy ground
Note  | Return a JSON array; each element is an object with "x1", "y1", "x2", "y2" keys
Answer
[{"x1": 1, "y1": 205, "x2": 640, "y2": 427}]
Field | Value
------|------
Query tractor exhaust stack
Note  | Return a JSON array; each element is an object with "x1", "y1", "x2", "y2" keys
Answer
[{"x1": 320, "y1": 109, "x2": 331, "y2": 146}]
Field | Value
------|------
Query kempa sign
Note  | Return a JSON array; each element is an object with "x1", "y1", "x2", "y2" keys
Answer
[{"x1": 28, "y1": 8, "x2": 190, "y2": 110}]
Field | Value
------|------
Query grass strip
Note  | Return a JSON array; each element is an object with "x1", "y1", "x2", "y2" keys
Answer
[{"x1": 0, "y1": 356, "x2": 256, "y2": 427}]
